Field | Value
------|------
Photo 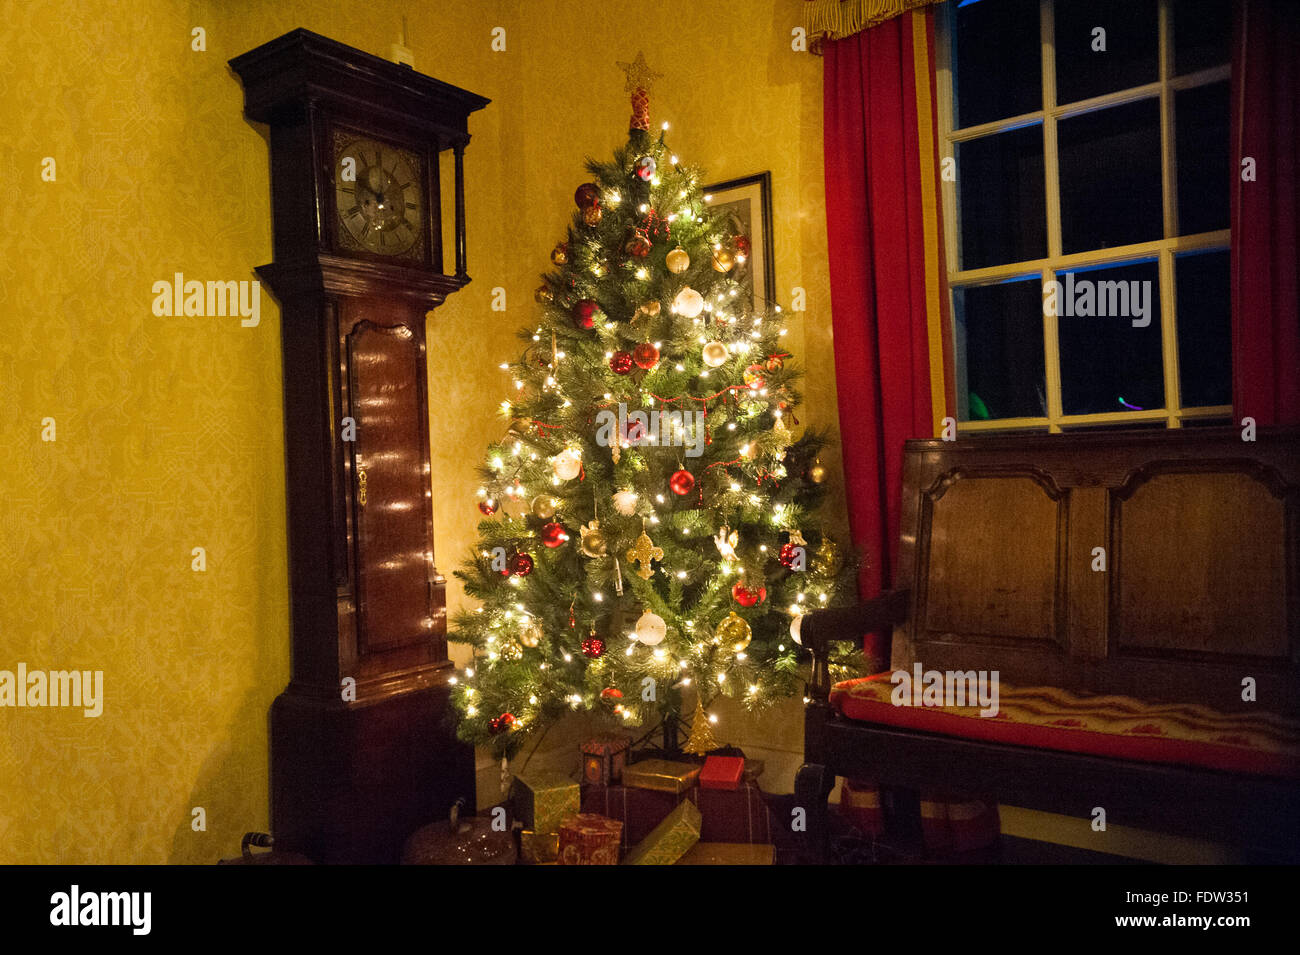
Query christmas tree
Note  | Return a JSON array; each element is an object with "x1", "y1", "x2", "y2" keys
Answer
[{"x1": 450, "y1": 55, "x2": 855, "y2": 757}]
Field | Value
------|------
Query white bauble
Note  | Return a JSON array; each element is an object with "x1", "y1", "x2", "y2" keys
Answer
[
  {"x1": 551, "y1": 448, "x2": 582, "y2": 481},
  {"x1": 790, "y1": 614, "x2": 803, "y2": 646},
  {"x1": 634, "y1": 611, "x2": 667, "y2": 646},
  {"x1": 612, "y1": 488, "x2": 639, "y2": 516},
  {"x1": 701, "y1": 340, "x2": 729, "y2": 368},
  {"x1": 673, "y1": 286, "x2": 705, "y2": 319}
]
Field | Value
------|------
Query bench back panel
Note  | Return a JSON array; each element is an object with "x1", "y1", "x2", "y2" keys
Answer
[{"x1": 892, "y1": 427, "x2": 1300, "y2": 714}]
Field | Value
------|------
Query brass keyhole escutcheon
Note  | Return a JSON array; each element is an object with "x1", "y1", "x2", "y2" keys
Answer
[{"x1": 357, "y1": 467, "x2": 368, "y2": 507}]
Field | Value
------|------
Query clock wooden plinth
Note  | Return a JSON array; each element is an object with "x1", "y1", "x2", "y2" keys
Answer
[{"x1": 231, "y1": 29, "x2": 489, "y2": 865}]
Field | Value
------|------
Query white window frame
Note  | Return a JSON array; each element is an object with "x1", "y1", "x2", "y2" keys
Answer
[{"x1": 936, "y1": 0, "x2": 1232, "y2": 433}]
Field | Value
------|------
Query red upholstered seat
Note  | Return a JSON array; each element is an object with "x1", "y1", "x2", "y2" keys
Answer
[{"x1": 830, "y1": 673, "x2": 1300, "y2": 778}]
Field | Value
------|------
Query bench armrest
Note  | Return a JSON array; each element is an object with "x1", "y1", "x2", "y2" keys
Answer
[{"x1": 802, "y1": 590, "x2": 910, "y2": 701}]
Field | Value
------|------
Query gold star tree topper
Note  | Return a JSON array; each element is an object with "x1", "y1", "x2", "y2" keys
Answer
[{"x1": 617, "y1": 52, "x2": 663, "y2": 132}]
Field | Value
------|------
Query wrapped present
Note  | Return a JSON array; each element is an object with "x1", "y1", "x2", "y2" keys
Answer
[
  {"x1": 580, "y1": 733, "x2": 632, "y2": 785},
  {"x1": 676, "y1": 842, "x2": 774, "y2": 865},
  {"x1": 838, "y1": 778, "x2": 884, "y2": 836},
  {"x1": 694, "y1": 781, "x2": 774, "y2": 844},
  {"x1": 624, "y1": 800, "x2": 702, "y2": 865},
  {"x1": 519, "y1": 829, "x2": 559, "y2": 864},
  {"x1": 699, "y1": 755, "x2": 744, "y2": 791},
  {"x1": 622, "y1": 758, "x2": 700, "y2": 794},
  {"x1": 558, "y1": 813, "x2": 623, "y2": 865},
  {"x1": 581, "y1": 783, "x2": 687, "y2": 847},
  {"x1": 919, "y1": 790, "x2": 1000, "y2": 853},
  {"x1": 512, "y1": 770, "x2": 580, "y2": 835}
]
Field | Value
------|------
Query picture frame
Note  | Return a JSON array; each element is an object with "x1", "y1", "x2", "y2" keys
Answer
[{"x1": 703, "y1": 171, "x2": 775, "y2": 312}]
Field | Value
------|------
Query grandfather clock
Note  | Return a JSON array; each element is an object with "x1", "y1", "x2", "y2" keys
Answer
[{"x1": 230, "y1": 29, "x2": 489, "y2": 864}]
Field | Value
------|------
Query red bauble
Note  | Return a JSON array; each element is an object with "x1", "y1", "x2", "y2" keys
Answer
[
  {"x1": 669, "y1": 469, "x2": 696, "y2": 496},
  {"x1": 765, "y1": 354, "x2": 785, "y2": 372},
  {"x1": 573, "y1": 299, "x2": 599, "y2": 329},
  {"x1": 574, "y1": 182, "x2": 601, "y2": 209},
  {"x1": 625, "y1": 231, "x2": 652, "y2": 257},
  {"x1": 477, "y1": 498, "x2": 498, "y2": 516},
  {"x1": 731, "y1": 582, "x2": 768, "y2": 607},
  {"x1": 509, "y1": 552, "x2": 534, "y2": 576},
  {"x1": 733, "y1": 234, "x2": 752, "y2": 257},
  {"x1": 632, "y1": 342, "x2": 660, "y2": 370},
  {"x1": 600, "y1": 687, "x2": 623, "y2": 702},
  {"x1": 541, "y1": 522, "x2": 570, "y2": 548},
  {"x1": 609, "y1": 351, "x2": 634, "y2": 375},
  {"x1": 778, "y1": 542, "x2": 802, "y2": 568},
  {"x1": 581, "y1": 636, "x2": 606, "y2": 658},
  {"x1": 488, "y1": 712, "x2": 516, "y2": 735},
  {"x1": 626, "y1": 420, "x2": 646, "y2": 443}
]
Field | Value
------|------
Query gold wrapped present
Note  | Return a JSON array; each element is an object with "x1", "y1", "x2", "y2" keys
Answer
[
  {"x1": 676, "y1": 842, "x2": 775, "y2": 865},
  {"x1": 622, "y1": 758, "x2": 700, "y2": 794},
  {"x1": 519, "y1": 829, "x2": 559, "y2": 864},
  {"x1": 512, "y1": 770, "x2": 580, "y2": 834},
  {"x1": 624, "y1": 799, "x2": 701, "y2": 865}
]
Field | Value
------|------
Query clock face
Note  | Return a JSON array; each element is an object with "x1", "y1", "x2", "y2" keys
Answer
[{"x1": 334, "y1": 134, "x2": 424, "y2": 258}]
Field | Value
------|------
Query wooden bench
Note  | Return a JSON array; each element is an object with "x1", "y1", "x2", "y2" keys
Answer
[{"x1": 795, "y1": 426, "x2": 1300, "y2": 863}]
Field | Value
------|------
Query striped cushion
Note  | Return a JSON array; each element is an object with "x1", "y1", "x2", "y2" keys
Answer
[{"x1": 829, "y1": 673, "x2": 1300, "y2": 778}]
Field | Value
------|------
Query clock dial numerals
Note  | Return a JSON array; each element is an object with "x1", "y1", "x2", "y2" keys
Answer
[{"x1": 335, "y1": 137, "x2": 423, "y2": 256}]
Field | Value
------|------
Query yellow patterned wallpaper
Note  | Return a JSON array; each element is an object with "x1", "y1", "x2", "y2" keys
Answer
[{"x1": 0, "y1": 0, "x2": 838, "y2": 862}]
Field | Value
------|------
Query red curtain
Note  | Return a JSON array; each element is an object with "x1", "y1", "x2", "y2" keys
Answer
[
  {"x1": 1231, "y1": 0, "x2": 1300, "y2": 425},
  {"x1": 823, "y1": 13, "x2": 940, "y2": 661}
]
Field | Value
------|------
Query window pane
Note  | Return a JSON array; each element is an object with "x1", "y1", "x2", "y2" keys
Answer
[
  {"x1": 1058, "y1": 99, "x2": 1162, "y2": 253},
  {"x1": 957, "y1": 126, "x2": 1047, "y2": 269},
  {"x1": 1055, "y1": 261, "x2": 1164, "y2": 416},
  {"x1": 1173, "y1": 0, "x2": 1233, "y2": 74},
  {"x1": 953, "y1": 0, "x2": 1041, "y2": 128},
  {"x1": 1176, "y1": 82, "x2": 1230, "y2": 235},
  {"x1": 1175, "y1": 249, "x2": 1231, "y2": 407},
  {"x1": 954, "y1": 277, "x2": 1046, "y2": 421},
  {"x1": 1055, "y1": 0, "x2": 1158, "y2": 105}
]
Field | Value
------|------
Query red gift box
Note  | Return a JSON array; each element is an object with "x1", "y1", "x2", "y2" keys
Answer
[
  {"x1": 699, "y1": 755, "x2": 744, "y2": 790},
  {"x1": 693, "y1": 782, "x2": 774, "y2": 845},
  {"x1": 580, "y1": 784, "x2": 687, "y2": 847},
  {"x1": 557, "y1": 813, "x2": 623, "y2": 865}
]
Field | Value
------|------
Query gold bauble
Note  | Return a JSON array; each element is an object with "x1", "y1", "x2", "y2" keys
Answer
[
  {"x1": 813, "y1": 538, "x2": 843, "y2": 577},
  {"x1": 673, "y1": 286, "x2": 704, "y2": 318},
  {"x1": 579, "y1": 520, "x2": 607, "y2": 558},
  {"x1": 701, "y1": 340, "x2": 729, "y2": 368},
  {"x1": 665, "y1": 246, "x2": 690, "y2": 274},
  {"x1": 712, "y1": 248, "x2": 735, "y2": 272},
  {"x1": 534, "y1": 285, "x2": 553, "y2": 304},
  {"x1": 520, "y1": 619, "x2": 543, "y2": 648},
  {"x1": 583, "y1": 205, "x2": 603, "y2": 226},
  {"x1": 809, "y1": 461, "x2": 828, "y2": 484},
  {"x1": 550, "y1": 243, "x2": 569, "y2": 266},
  {"x1": 716, "y1": 611, "x2": 752, "y2": 653},
  {"x1": 499, "y1": 640, "x2": 524, "y2": 662},
  {"x1": 637, "y1": 300, "x2": 661, "y2": 319},
  {"x1": 531, "y1": 495, "x2": 557, "y2": 520}
]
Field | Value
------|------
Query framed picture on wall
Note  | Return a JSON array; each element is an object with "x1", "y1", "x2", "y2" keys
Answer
[{"x1": 704, "y1": 172, "x2": 775, "y2": 312}]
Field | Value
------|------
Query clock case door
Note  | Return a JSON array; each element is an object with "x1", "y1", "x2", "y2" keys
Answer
[{"x1": 231, "y1": 28, "x2": 489, "y2": 864}]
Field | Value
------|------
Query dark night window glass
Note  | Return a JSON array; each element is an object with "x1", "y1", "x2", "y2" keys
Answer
[
  {"x1": 1058, "y1": 99, "x2": 1162, "y2": 253},
  {"x1": 1173, "y1": 0, "x2": 1233, "y2": 75},
  {"x1": 954, "y1": 277, "x2": 1046, "y2": 421},
  {"x1": 1056, "y1": 260, "x2": 1164, "y2": 415},
  {"x1": 1175, "y1": 249, "x2": 1232, "y2": 407},
  {"x1": 953, "y1": 0, "x2": 1041, "y2": 128},
  {"x1": 957, "y1": 126, "x2": 1047, "y2": 269},
  {"x1": 1176, "y1": 82, "x2": 1230, "y2": 235},
  {"x1": 1055, "y1": 0, "x2": 1158, "y2": 104}
]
